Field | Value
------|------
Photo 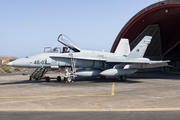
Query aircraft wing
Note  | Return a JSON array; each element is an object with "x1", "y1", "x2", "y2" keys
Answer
[
  {"x1": 57, "y1": 34, "x2": 81, "y2": 52},
  {"x1": 149, "y1": 60, "x2": 170, "y2": 64}
]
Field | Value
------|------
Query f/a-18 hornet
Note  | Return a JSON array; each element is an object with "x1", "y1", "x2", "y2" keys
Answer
[{"x1": 8, "y1": 34, "x2": 169, "y2": 82}]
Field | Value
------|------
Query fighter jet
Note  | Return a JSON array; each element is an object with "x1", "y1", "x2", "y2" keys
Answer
[{"x1": 7, "y1": 34, "x2": 169, "y2": 82}]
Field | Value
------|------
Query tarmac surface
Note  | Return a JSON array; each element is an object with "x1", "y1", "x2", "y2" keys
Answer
[{"x1": 0, "y1": 72, "x2": 180, "y2": 119}]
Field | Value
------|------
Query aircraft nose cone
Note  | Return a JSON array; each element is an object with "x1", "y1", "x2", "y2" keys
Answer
[
  {"x1": 7, "y1": 62, "x2": 13, "y2": 66},
  {"x1": 6, "y1": 58, "x2": 30, "y2": 67}
]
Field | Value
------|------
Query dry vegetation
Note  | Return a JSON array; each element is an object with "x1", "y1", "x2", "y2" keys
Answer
[
  {"x1": 0, "y1": 64, "x2": 22, "y2": 73},
  {"x1": 0, "y1": 56, "x2": 22, "y2": 73},
  {"x1": 0, "y1": 56, "x2": 18, "y2": 61}
]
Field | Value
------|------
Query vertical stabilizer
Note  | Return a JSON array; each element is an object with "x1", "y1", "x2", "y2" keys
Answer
[
  {"x1": 127, "y1": 36, "x2": 152, "y2": 58},
  {"x1": 115, "y1": 38, "x2": 130, "y2": 56}
]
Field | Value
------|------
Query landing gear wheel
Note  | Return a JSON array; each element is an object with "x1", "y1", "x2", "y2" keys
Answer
[
  {"x1": 120, "y1": 75, "x2": 127, "y2": 81},
  {"x1": 67, "y1": 77, "x2": 72, "y2": 83},
  {"x1": 46, "y1": 77, "x2": 50, "y2": 82},
  {"x1": 64, "y1": 77, "x2": 67, "y2": 81},
  {"x1": 57, "y1": 76, "x2": 61, "y2": 82},
  {"x1": 100, "y1": 76, "x2": 106, "y2": 79}
]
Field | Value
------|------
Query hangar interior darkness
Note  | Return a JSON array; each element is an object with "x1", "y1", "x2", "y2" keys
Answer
[{"x1": 111, "y1": 0, "x2": 180, "y2": 71}]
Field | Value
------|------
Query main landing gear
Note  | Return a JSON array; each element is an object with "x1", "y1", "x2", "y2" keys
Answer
[
  {"x1": 120, "y1": 75, "x2": 127, "y2": 81},
  {"x1": 100, "y1": 75, "x2": 127, "y2": 81},
  {"x1": 100, "y1": 76, "x2": 106, "y2": 79}
]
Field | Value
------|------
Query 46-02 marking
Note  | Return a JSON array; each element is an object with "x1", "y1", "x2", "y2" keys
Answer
[{"x1": 34, "y1": 60, "x2": 46, "y2": 64}]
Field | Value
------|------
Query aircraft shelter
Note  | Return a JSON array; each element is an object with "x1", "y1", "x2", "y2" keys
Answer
[{"x1": 111, "y1": 0, "x2": 180, "y2": 71}]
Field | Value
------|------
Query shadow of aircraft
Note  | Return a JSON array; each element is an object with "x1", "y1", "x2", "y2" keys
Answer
[{"x1": 0, "y1": 72, "x2": 179, "y2": 86}]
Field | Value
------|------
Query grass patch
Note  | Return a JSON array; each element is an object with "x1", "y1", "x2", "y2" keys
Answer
[{"x1": 0, "y1": 64, "x2": 22, "y2": 73}]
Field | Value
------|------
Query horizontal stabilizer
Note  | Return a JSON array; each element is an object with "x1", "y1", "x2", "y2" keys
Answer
[
  {"x1": 149, "y1": 60, "x2": 170, "y2": 64},
  {"x1": 121, "y1": 61, "x2": 169, "y2": 69},
  {"x1": 106, "y1": 58, "x2": 151, "y2": 64},
  {"x1": 149, "y1": 60, "x2": 170, "y2": 68}
]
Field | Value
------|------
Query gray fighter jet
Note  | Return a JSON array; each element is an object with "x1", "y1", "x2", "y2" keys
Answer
[{"x1": 7, "y1": 34, "x2": 169, "y2": 82}]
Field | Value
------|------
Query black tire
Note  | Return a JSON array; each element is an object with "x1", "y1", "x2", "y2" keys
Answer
[
  {"x1": 57, "y1": 76, "x2": 61, "y2": 82},
  {"x1": 46, "y1": 77, "x2": 50, "y2": 82},
  {"x1": 120, "y1": 75, "x2": 127, "y2": 81},
  {"x1": 100, "y1": 76, "x2": 106, "y2": 79}
]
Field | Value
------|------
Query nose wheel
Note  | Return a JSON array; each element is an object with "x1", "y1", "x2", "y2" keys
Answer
[{"x1": 64, "y1": 77, "x2": 72, "y2": 83}]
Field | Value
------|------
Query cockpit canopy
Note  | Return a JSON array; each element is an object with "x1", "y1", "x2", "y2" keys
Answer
[{"x1": 57, "y1": 34, "x2": 81, "y2": 52}]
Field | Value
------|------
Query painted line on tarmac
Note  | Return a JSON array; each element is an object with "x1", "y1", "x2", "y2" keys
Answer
[
  {"x1": 0, "y1": 108, "x2": 180, "y2": 112},
  {"x1": 0, "y1": 82, "x2": 115, "y2": 99},
  {"x1": 111, "y1": 82, "x2": 115, "y2": 95}
]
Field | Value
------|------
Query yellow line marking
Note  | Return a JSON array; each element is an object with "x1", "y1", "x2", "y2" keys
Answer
[
  {"x1": 0, "y1": 108, "x2": 180, "y2": 111},
  {"x1": 111, "y1": 108, "x2": 180, "y2": 111},
  {"x1": 111, "y1": 82, "x2": 115, "y2": 95}
]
